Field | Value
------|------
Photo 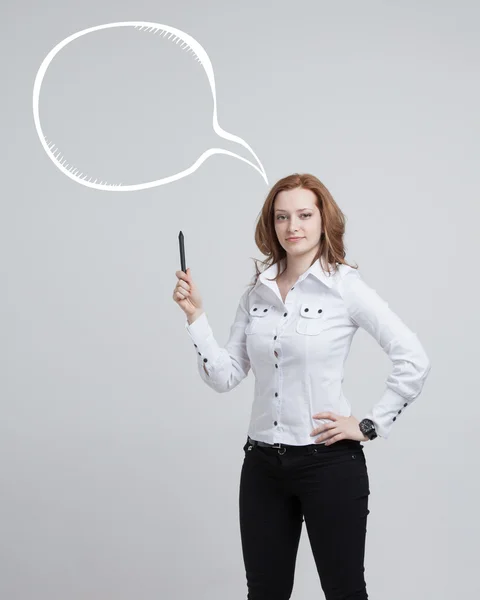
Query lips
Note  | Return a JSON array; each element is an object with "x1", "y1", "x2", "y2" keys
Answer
[{"x1": 287, "y1": 237, "x2": 304, "y2": 241}]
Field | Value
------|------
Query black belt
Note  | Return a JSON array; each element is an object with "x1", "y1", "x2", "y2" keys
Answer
[
  {"x1": 247, "y1": 435, "x2": 318, "y2": 450},
  {"x1": 248, "y1": 436, "x2": 288, "y2": 448},
  {"x1": 247, "y1": 435, "x2": 362, "y2": 454}
]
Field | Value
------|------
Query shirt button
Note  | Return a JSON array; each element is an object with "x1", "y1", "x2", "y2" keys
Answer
[
  {"x1": 274, "y1": 336, "x2": 277, "y2": 340},
  {"x1": 275, "y1": 364, "x2": 278, "y2": 368},
  {"x1": 194, "y1": 344, "x2": 198, "y2": 348},
  {"x1": 274, "y1": 421, "x2": 278, "y2": 426},
  {"x1": 404, "y1": 403, "x2": 408, "y2": 407},
  {"x1": 291, "y1": 287, "x2": 294, "y2": 290},
  {"x1": 393, "y1": 417, "x2": 397, "y2": 421},
  {"x1": 198, "y1": 352, "x2": 201, "y2": 356},
  {"x1": 283, "y1": 312, "x2": 287, "y2": 317},
  {"x1": 203, "y1": 358, "x2": 208, "y2": 363},
  {"x1": 275, "y1": 392, "x2": 278, "y2": 397}
]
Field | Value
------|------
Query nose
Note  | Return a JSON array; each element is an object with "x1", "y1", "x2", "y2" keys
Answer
[{"x1": 288, "y1": 222, "x2": 301, "y2": 233}]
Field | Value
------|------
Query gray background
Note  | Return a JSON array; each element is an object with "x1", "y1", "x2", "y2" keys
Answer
[{"x1": 2, "y1": 0, "x2": 479, "y2": 598}]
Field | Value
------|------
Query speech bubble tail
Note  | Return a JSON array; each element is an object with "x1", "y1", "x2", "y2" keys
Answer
[
  {"x1": 212, "y1": 122, "x2": 268, "y2": 185},
  {"x1": 202, "y1": 148, "x2": 268, "y2": 183}
]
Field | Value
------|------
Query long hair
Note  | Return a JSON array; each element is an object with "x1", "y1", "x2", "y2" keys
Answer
[{"x1": 247, "y1": 173, "x2": 358, "y2": 288}]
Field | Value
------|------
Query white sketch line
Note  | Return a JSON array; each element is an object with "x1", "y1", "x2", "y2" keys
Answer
[{"x1": 32, "y1": 21, "x2": 268, "y2": 191}]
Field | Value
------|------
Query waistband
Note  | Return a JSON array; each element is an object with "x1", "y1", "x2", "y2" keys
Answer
[{"x1": 247, "y1": 435, "x2": 362, "y2": 452}]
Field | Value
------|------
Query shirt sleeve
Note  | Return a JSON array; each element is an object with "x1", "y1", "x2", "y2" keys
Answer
[
  {"x1": 341, "y1": 269, "x2": 432, "y2": 439},
  {"x1": 183, "y1": 288, "x2": 251, "y2": 393}
]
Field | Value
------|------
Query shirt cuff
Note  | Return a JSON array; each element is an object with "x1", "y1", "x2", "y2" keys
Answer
[
  {"x1": 184, "y1": 311, "x2": 211, "y2": 341},
  {"x1": 363, "y1": 387, "x2": 413, "y2": 439},
  {"x1": 184, "y1": 312, "x2": 224, "y2": 373}
]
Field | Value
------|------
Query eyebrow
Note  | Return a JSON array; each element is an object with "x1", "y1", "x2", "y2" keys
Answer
[{"x1": 274, "y1": 207, "x2": 313, "y2": 213}]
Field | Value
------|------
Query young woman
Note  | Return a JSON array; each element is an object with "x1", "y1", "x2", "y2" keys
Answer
[{"x1": 173, "y1": 173, "x2": 431, "y2": 600}]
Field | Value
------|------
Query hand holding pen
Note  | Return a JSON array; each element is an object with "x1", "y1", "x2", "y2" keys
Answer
[{"x1": 173, "y1": 231, "x2": 204, "y2": 322}]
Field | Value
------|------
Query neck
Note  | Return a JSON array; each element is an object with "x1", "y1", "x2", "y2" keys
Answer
[{"x1": 281, "y1": 249, "x2": 322, "y2": 281}]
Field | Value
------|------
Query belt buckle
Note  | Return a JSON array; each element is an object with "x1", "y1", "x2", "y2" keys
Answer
[{"x1": 272, "y1": 442, "x2": 286, "y2": 455}]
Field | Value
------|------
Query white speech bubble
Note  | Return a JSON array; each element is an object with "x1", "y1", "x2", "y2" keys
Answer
[{"x1": 32, "y1": 21, "x2": 268, "y2": 191}]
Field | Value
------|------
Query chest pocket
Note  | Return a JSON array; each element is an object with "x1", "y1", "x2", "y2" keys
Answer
[
  {"x1": 296, "y1": 302, "x2": 327, "y2": 335},
  {"x1": 245, "y1": 302, "x2": 275, "y2": 335}
]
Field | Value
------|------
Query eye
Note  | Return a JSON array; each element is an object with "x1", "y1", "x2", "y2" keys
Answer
[{"x1": 276, "y1": 213, "x2": 312, "y2": 220}]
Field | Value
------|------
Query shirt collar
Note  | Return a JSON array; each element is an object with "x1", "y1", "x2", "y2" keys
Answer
[{"x1": 250, "y1": 257, "x2": 337, "y2": 295}]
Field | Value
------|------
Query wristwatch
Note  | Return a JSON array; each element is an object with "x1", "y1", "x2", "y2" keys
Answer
[{"x1": 359, "y1": 418, "x2": 378, "y2": 440}]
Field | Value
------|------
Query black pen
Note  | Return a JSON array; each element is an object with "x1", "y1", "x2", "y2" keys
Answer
[{"x1": 178, "y1": 231, "x2": 187, "y2": 274}]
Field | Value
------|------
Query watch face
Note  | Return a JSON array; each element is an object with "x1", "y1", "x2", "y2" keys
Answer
[{"x1": 360, "y1": 419, "x2": 375, "y2": 435}]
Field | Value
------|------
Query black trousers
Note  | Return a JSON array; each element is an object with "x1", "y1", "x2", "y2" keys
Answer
[{"x1": 239, "y1": 437, "x2": 370, "y2": 600}]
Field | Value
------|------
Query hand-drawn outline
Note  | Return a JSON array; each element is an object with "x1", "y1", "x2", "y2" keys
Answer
[{"x1": 32, "y1": 21, "x2": 268, "y2": 191}]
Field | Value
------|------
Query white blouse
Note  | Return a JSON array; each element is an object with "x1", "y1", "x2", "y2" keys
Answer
[{"x1": 184, "y1": 259, "x2": 431, "y2": 444}]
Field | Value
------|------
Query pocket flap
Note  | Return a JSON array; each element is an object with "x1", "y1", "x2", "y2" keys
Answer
[
  {"x1": 299, "y1": 302, "x2": 324, "y2": 319},
  {"x1": 249, "y1": 303, "x2": 274, "y2": 316}
]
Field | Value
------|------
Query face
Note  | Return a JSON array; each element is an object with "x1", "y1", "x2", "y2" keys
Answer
[{"x1": 273, "y1": 187, "x2": 322, "y2": 257}]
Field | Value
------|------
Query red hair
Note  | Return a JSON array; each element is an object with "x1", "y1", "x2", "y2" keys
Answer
[{"x1": 248, "y1": 173, "x2": 358, "y2": 287}]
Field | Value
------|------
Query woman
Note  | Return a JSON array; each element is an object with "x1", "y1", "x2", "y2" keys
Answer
[{"x1": 173, "y1": 173, "x2": 431, "y2": 600}]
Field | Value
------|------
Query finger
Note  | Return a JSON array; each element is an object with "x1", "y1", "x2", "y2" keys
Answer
[
  {"x1": 310, "y1": 421, "x2": 335, "y2": 437},
  {"x1": 324, "y1": 432, "x2": 345, "y2": 446},
  {"x1": 177, "y1": 280, "x2": 190, "y2": 291},
  {"x1": 175, "y1": 270, "x2": 188, "y2": 281},
  {"x1": 313, "y1": 412, "x2": 339, "y2": 421},
  {"x1": 313, "y1": 424, "x2": 338, "y2": 442}
]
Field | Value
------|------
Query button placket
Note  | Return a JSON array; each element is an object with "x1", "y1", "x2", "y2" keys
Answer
[{"x1": 273, "y1": 332, "x2": 283, "y2": 430}]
